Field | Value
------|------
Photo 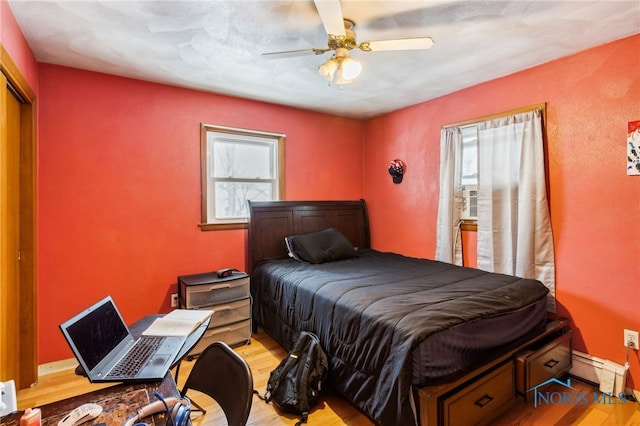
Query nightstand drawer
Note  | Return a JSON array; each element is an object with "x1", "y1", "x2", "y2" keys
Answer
[
  {"x1": 210, "y1": 297, "x2": 251, "y2": 328},
  {"x1": 189, "y1": 319, "x2": 252, "y2": 355},
  {"x1": 181, "y1": 276, "x2": 250, "y2": 308},
  {"x1": 442, "y1": 362, "x2": 515, "y2": 426},
  {"x1": 516, "y1": 331, "x2": 572, "y2": 396}
]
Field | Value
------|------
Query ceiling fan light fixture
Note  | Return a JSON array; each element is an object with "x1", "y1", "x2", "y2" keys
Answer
[
  {"x1": 340, "y1": 56, "x2": 361, "y2": 80},
  {"x1": 319, "y1": 47, "x2": 361, "y2": 86},
  {"x1": 318, "y1": 57, "x2": 338, "y2": 81},
  {"x1": 334, "y1": 67, "x2": 353, "y2": 85}
]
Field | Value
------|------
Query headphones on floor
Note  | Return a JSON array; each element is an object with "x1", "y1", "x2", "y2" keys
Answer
[{"x1": 123, "y1": 393, "x2": 191, "y2": 426}]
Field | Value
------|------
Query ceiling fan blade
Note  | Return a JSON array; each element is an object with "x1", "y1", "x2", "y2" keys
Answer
[
  {"x1": 313, "y1": 0, "x2": 346, "y2": 36},
  {"x1": 363, "y1": 37, "x2": 434, "y2": 52},
  {"x1": 262, "y1": 48, "x2": 327, "y2": 59}
]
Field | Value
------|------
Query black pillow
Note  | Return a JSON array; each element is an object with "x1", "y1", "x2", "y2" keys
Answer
[
  {"x1": 284, "y1": 236, "x2": 303, "y2": 261},
  {"x1": 287, "y1": 228, "x2": 356, "y2": 264}
]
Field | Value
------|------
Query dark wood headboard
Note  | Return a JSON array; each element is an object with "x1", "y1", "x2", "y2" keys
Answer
[{"x1": 246, "y1": 199, "x2": 371, "y2": 274}]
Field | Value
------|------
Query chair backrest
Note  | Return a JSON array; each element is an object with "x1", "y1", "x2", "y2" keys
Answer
[{"x1": 181, "y1": 342, "x2": 253, "y2": 426}]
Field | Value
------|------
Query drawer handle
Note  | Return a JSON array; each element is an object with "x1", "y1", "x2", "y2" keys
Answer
[
  {"x1": 544, "y1": 359, "x2": 559, "y2": 369},
  {"x1": 474, "y1": 394, "x2": 494, "y2": 408},
  {"x1": 211, "y1": 284, "x2": 232, "y2": 290}
]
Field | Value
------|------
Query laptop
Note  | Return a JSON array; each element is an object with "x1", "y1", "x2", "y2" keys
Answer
[{"x1": 59, "y1": 295, "x2": 186, "y2": 383}]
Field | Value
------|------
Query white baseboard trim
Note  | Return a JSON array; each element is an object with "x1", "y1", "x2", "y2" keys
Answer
[{"x1": 38, "y1": 358, "x2": 77, "y2": 376}]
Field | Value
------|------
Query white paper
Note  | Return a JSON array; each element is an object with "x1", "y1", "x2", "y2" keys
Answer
[{"x1": 142, "y1": 309, "x2": 213, "y2": 337}]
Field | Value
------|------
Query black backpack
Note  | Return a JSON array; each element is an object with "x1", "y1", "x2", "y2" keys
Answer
[{"x1": 261, "y1": 331, "x2": 329, "y2": 426}]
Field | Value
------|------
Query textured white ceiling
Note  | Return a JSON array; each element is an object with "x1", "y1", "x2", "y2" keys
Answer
[{"x1": 8, "y1": 0, "x2": 640, "y2": 118}]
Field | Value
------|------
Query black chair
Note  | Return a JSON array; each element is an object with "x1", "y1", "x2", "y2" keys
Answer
[{"x1": 180, "y1": 341, "x2": 254, "y2": 426}]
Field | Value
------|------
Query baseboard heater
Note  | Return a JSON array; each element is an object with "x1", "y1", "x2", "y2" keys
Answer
[{"x1": 569, "y1": 350, "x2": 628, "y2": 396}]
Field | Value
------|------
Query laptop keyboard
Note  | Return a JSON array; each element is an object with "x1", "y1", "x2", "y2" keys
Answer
[{"x1": 106, "y1": 336, "x2": 165, "y2": 378}]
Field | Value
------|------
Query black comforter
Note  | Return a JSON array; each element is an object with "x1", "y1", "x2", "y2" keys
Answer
[{"x1": 252, "y1": 249, "x2": 549, "y2": 425}]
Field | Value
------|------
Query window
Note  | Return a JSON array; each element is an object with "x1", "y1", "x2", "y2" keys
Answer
[
  {"x1": 442, "y1": 105, "x2": 547, "y2": 231},
  {"x1": 460, "y1": 126, "x2": 478, "y2": 188},
  {"x1": 436, "y1": 104, "x2": 553, "y2": 280},
  {"x1": 460, "y1": 126, "x2": 479, "y2": 224},
  {"x1": 200, "y1": 124, "x2": 285, "y2": 230}
]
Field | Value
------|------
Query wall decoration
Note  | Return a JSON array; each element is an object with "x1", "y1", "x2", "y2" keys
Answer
[
  {"x1": 628, "y1": 120, "x2": 640, "y2": 176},
  {"x1": 388, "y1": 159, "x2": 406, "y2": 184}
]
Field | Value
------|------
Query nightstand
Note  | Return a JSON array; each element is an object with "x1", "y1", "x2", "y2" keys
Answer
[{"x1": 178, "y1": 271, "x2": 251, "y2": 356}]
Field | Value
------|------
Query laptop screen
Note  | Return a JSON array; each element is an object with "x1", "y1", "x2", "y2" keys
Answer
[{"x1": 62, "y1": 297, "x2": 129, "y2": 371}]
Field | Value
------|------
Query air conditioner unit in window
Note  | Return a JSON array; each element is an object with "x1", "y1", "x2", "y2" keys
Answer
[{"x1": 461, "y1": 185, "x2": 478, "y2": 220}]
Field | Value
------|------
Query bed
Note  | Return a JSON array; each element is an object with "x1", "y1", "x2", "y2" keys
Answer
[{"x1": 247, "y1": 200, "x2": 557, "y2": 425}]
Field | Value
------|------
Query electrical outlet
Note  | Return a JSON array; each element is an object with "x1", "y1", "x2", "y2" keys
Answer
[
  {"x1": 171, "y1": 293, "x2": 179, "y2": 308},
  {"x1": 624, "y1": 329, "x2": 639, "y2": 350}
]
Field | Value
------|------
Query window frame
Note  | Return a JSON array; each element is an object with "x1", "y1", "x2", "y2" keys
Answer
[
  {"x1": 442, "y1": 103, "x2": 547, "y2": 232},
  {"x1": 199, "y1": 124, "x2": 285, "y2": 231}
]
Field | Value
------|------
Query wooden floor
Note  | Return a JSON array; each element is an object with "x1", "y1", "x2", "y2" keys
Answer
[{"x1": 16, "y1": 331, "x2": 640, "y2": 426}]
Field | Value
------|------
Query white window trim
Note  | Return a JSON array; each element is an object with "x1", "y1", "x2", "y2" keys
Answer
[{"x1": 200, "y1": 124, "x2": 285, "y2": 231}]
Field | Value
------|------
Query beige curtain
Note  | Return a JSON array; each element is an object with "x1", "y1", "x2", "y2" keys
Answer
[
  {"x1": 476, "y1": 109, "x2": 556, "y2": 311},
  {"x1": 435, "y1": 127, "x2": 463, "y2": 265}
]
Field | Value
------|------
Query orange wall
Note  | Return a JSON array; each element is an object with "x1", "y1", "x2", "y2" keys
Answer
[
  {"x1": 36, "y1": 65, "x2": 364, "y2": 363},
  {"x1": 364, "y1": 34, "x2": 640, "y2": 387},
  {"x1": 4, "y1": 2, "x2": 640, "y2": 387}
]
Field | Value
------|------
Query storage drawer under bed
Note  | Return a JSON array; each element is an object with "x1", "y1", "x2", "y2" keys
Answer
[
  {"x1": 441, "y1": 361, "x2": 515, "y2": 426},
  {"x1": 516, "y1": 331, "x2": 572, "y2": 398}
]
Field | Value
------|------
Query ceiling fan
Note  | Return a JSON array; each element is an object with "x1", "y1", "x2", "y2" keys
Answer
[{"x1": 262, "y1": 0, "x2": 434, "y2": 86}]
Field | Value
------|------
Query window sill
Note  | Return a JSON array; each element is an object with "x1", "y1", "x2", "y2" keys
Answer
[
  {"x1": 461, "y1": 220, "x2": 477, "y2": 232},
  {"x1": 199, "y1": 222, "x2": 248, "y2": 231}
]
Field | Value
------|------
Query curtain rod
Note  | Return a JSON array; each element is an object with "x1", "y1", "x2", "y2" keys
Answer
[{"x1": 442, "y1": 102, "x2": 546, "y2": 129}]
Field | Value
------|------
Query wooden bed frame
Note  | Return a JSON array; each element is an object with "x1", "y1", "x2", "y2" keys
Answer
[
  {"x1": 246, "y1": 200, "x2": 571, "y2": 426},
  {"x1": 246, "y1": 199, "x2": 370, "y2": 275}
]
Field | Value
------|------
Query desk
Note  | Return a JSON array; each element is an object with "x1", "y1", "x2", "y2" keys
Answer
[
  {"x1": 75, "y1": 314, "x2": 210, "y2": 381},
  {"x1": 1, "y1": 315, "x2": 209, "y2": 425},
  {"x1": 129, "y1": 314, "x2": 210, "y2": 381},
  {"x1": 1, "y1": 374, "x2": 179, "y2": 426}
]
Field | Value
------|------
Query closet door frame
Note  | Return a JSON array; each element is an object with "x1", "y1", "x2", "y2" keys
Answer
[{"x1": 1, "y1": 44, "x2": 37, "y2": 389}]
